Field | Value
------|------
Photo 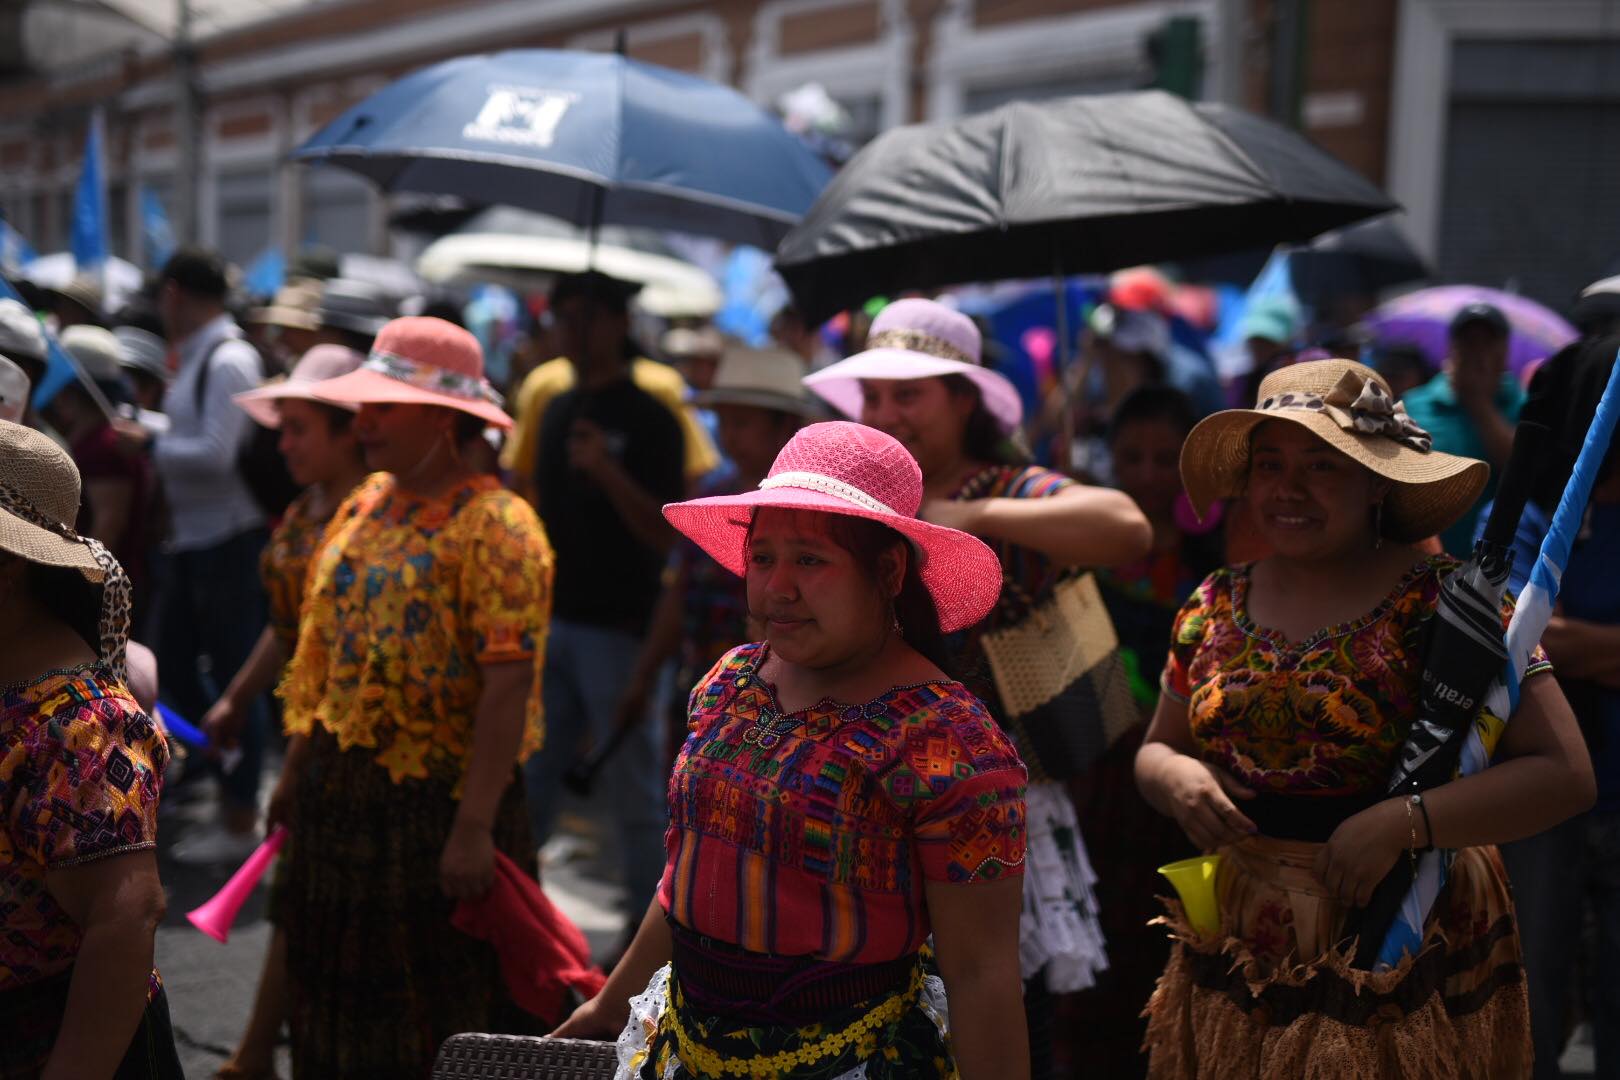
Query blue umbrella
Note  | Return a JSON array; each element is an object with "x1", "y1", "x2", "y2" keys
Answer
[{"x1": 292, "y1": 50, "x2": 832, "y2": 248}]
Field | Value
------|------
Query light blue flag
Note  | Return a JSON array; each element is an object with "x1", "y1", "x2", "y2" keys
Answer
[
  {"x1": 0, "y1": 215, "x2": 37, "y2": 272},
  {"x1": 0, "y1": 273, "x2": 86, "y2": 410},
  {"x1": 141, "y1": 188, "x2": 175, "y2": 269},
  {"x1": 243, "y1": 247, "x2": 286, "y2": 297},
  {"x1": 71, "y1": 110, "x2": 108, "y2": 271}
]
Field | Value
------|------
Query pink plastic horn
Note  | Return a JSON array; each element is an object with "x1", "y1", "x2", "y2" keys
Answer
[{"x1": 185, "y1": 826, "x2": 289, "y2": 943}]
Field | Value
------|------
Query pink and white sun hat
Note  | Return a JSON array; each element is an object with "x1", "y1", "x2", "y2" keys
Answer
[
  {"x1": 305, "y1": 316, "x2": 512, "y2": 429},
  {"x1": 803, "y1": 297, "x2": 1024, "y2": 434},
  {"x1": 232, "y1": 345, "x2": 366, "y2": 428},
  {"x1": 663, "y1": 420, "x2": 1002, "y2": 632}
]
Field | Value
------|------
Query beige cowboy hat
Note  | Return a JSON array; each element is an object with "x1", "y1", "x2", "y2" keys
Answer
[
  {"x1": 695, "y1": 343, "x2": 822, "y2": 417},
  {"x1": 1181, "y1": 358, "x2": 1488, "y2": 543},
  {"x1": 0, "y1": 420, "x2": 105, "y2": 580}
]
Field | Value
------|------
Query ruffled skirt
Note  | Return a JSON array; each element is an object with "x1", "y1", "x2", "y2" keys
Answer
[
  {"x1": 615, "y1": 963, "x2": 954, "y2": 1080},
  {"x1": 1020, "y1": 781, "x2": 1109, "y2": 993},
  {"x1": 1143, "y1": 836, "x2": 1530, "y2": 1079}
]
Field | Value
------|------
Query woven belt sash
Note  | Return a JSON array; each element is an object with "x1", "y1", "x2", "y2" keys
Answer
[{"x1": 667, "y1": 917, "x2": 917, "y2": 1026}]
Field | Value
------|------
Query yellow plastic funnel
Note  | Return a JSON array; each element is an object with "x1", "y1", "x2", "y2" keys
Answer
[{"x1": 1158, "y1": 854, "x2": 1222, "y2": 937}]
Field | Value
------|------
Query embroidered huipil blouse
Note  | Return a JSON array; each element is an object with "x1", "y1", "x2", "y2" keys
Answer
[
  {"x1": 279, "y1": 473, "x2": 554, "y2": 787},
  {"x1": 658, "y1": 643, "x2": 1028, "y2": 963}
]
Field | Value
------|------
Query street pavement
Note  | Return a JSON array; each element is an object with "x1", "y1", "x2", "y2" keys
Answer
[{"x1": 154, "y1": 754, "x2": 627, "y2": 1079}]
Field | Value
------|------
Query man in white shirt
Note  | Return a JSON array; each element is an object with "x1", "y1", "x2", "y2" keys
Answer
[{"x1": 117, "y1": 248, "x2": 270, "y2": 862}]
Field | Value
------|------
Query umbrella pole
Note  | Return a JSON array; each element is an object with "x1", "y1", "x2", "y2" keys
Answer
[{"x1": 1053, "y1": 258, "x2": 1075, "y2": 474}]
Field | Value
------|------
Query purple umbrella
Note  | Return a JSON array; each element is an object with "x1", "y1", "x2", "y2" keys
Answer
[{"x1": 1364, "y1": 285, "x2": 1577, "y2": 379}]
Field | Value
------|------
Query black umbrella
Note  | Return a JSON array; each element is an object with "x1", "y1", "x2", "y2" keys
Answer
[
  {"x1": 774, "y1": 89, "x2": 1396, "y2": 324},
  {"x1": 1291, "y1": 214, "x2": 1430, "y2": 304},
  {"x1": 1341, "y1": 421, "x2": 1549, "y2": 968}
]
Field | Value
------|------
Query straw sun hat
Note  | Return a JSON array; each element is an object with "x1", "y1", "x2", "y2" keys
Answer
[
  {"x1": 1181, "y1": 358, "x2": 1488, "y2": 543},
  {"x1": 0, "y1": 421, "x2": 132, "y2": 674},
  {"x1": 663, "y1": 420, "x2": 1002, "y2": 632}
]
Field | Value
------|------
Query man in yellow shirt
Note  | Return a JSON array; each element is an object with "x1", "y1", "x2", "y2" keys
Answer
[{"x1": 501, "y1": 322, "x2": 719, "y2": 503}]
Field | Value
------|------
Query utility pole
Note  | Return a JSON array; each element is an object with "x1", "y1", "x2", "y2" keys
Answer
[
  {"x1": 173, "y1": 0, "x2": 201, "y2": 244},
  {"x1": 1266, "y1": 0, "x2": 1310, "y2": 129}
]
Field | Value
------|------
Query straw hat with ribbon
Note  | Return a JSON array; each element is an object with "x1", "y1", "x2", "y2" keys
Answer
[
  {"x1": 1181, "y1": 358, "x2": 1488, "y2": 543},
  {"x1": 0, "y1": 420, "x2": 131, "y2": 678},
  {"x1": 804, "y1": 298, "x2": 1024, "y2": 434},
  {"x1": 233, "y1": 344, "x2": 366, "y2": 428},
  {"x1": 307, "y1": 316, "x2": 511, "y2": 429},
  {"x1": 663, "y1": 420, "x2": 1003, "y2": 632}
]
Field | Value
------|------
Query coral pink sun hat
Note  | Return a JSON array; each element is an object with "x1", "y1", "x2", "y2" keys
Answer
[
  {"x1": 803, "y1": 297, "x2": 1024, "y2": 434},
  {"x1": 232, "y1": 344, "x2": 366, "y2": 428},
  {"x1": 663, "y1": 420, "x2": 1002, "y2": 633},
  {"x1": 306, "y1": 316, "x2": 512, "y2": 429}
]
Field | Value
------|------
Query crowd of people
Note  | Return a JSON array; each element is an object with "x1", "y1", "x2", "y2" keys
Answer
[{"x1": 2, "y1": 239, "x2": 1618, "y2": 1080}]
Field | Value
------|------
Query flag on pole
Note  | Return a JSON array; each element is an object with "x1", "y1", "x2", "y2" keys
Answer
[
  {"x1": 141, "y1": 187, "x2": 176, "y2": 269},
  {"x1": 1373, "y1": 351, "x2": 1620, "y2": 969},
  {"x1": 0, "y1": 273, "x2": 108, "y2": 414},
  {"x1": 71, "y1": 109, "x2": 109, "y2": 272},
  {"x1": 0, "y1": 214, "x2": 37, "y2": 273}
]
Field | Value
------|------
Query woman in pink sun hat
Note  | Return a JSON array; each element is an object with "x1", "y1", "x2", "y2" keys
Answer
[
  {"x1": 809, "y1": 297, "x2": 1153, "y2": 1073},
  {"x1": 556, "y1": 420, "x2": 1031, "y2": 1080},
  {"x1": 274, "y1": 317, "x2": 557, "y2": 1076}
]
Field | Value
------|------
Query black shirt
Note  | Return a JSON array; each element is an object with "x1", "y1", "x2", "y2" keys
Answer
[{"x1": 536, "y1": 378, "x2": 687, "y2": 631}]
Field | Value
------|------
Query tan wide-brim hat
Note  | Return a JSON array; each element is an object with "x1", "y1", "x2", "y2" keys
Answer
[
  {"x1": 694, "y1": 344, "x2": 822, "y2": 417},
  {"x1": 1181, "y1": 358, "x2": 1489, "y2": 543},
  {"x1": 0, "y1": 420, "x2": 104, "y2": 580}
]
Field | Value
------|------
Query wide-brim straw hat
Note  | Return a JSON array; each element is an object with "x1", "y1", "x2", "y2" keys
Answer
[
  {"x1": 233, "y1": 344, "x2": 366, "y2": 428},
  {"x1": 804, "y1": 297, "x2": 1024, "y2": 434},
  {"x1": 663, "y1": 420, "x2": 1002, "y2": 633},
  {"x1": 1181, "y1": 358, "x2": 1488, "y2": 543},
  {"x1": 247, "y1": 279, "x2": 323, "y2": 331},
  {"x1": 695, "y1": 344, "x2": 822, "y2": 417},
  {"x1": 0, "y1": 420, "x2": 104, "y2": 580},
  {"x1": 307, "y1": 316, "x2": 512, "y2": 429}
]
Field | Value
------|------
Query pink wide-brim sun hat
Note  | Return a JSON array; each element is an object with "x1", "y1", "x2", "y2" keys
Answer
[
  {"x1": 662, "y1": 420, "x2": 1003, "y2": 633},
  {"x1": 803, "y1": 297, "x2": 1024, "y2": 434},
  {"x1": 306, "y1": 316, "x2": 512, "y2": 429},
  {"x1": 232, "y1": 344, "x2": 366, "y2": 428},
  {"x1": 804, "y1": 351, "x2": 1025, "y2": 433}
]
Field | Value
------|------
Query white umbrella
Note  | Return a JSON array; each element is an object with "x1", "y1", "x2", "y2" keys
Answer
[{"x1": 416, "y1": 232, "x2": 722, "y2": 319}]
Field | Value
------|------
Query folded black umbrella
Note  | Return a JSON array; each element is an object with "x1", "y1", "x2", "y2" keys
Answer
[
  {"x1": 775, "y1": 90, "x2": 1396, "y2": 324},
  {"x1": 1342, "y1": 422, "x2": 1549, "y2": 968}
]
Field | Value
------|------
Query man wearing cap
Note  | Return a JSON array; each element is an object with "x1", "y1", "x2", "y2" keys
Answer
[
  {"x1": 523, "y1": 271, "x2": 688, "y2": 922},
  {"x1": 115, "y1": 246, "x2": 271, "y2": 857},
  {"x1": 1402, "y1": 302, "x2": 1522, "y2": 556}
]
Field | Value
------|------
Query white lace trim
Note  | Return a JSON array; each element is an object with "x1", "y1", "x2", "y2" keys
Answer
[{"x1": 758, "y1": 471, "x2": 904, "y2": 517}]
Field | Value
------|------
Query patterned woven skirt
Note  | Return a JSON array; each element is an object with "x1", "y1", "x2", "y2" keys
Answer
[
  {"x1": 1143, "y1": 836, "x2": 1531, "y2": 1079},
  {"x1": 277, "y1": 729, "x2": 540, "y2": 1079}
]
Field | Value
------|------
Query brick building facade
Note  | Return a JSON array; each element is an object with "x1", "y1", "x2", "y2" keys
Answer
[{"x1": 3, "y1": 0, "x2": 1617, "y2": 309}]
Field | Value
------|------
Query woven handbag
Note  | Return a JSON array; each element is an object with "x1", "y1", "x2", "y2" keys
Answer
[{"x1": 980, "y1": 572, "x2": 1140, "y2": 780}]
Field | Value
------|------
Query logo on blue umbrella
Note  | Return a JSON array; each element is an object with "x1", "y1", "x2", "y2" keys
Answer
[{"x1": 462, "y1": 87, "x2": 581, "y2": 149}]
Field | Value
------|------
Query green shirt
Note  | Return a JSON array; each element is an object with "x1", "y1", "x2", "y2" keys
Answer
[{"x1": 1401, "y1": 370, "x2": 1525, "y2": 556}]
